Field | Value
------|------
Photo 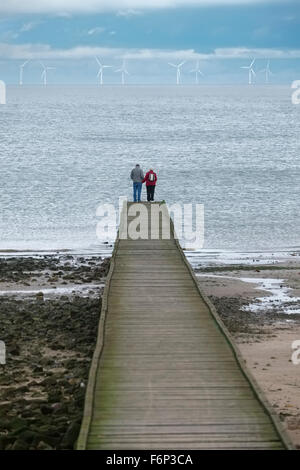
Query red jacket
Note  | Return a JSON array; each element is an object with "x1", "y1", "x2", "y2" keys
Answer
[{"x1": 143, "y1": 170, "x2": 157, "y2": 186}]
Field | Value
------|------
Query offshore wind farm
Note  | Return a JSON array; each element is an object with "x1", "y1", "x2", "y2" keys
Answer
[{"x1": 3, "y1": 56, "x2": 282, "y2": 86}]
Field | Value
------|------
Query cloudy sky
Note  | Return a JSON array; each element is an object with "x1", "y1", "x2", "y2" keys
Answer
[{"x1": 0, "y1": 0, "x2": 299, "y2": 84}]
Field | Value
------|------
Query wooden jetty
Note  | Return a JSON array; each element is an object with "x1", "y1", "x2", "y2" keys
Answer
[{"x1": 77, "y1": 202, "x2": 292, "y2": 450}]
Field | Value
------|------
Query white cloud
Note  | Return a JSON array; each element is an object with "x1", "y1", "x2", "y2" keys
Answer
[
  {"x1": 0, "y1": 0, "x2": 285, "y2": 15},
  {"x1": 87, "y1": 27, "x2": 106, "y2": 35},
  {"x1": 116, "y1": 9, "x2": 143, "y2": 17},
  {"x1": 252, "y1": 26, "x2": 270, "y2": 39},
  {"x1": 0, "y1": 43, "x2": 299, "y2": 60},
  {"x1": 20, "y1": 21, "x2": 43, "y2": 32},
  {"x1": 212, "y1": 47, "x2": 300, "y2": 59},
  {"x1": 0, "y1": 31, "x2": 19, "y2": 40}
]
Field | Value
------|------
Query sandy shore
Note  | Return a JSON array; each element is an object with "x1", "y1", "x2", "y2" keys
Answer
[{"x1": 196, "y1": 259, "x2": 300, "y2": 449}]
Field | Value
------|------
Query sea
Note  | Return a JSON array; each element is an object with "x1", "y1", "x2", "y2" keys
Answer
[{"x1": 0, "y1": 84, "x2": 299, "y2": 260}]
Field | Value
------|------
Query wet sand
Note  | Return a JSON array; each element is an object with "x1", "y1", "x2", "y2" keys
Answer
[{"x1": 197, "y1": 261, "x2": 300, "y2": 449}]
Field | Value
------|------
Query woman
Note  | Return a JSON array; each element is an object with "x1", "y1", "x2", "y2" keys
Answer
[{"x1": 142, "y1": 168, "x2": 157, "y2": 202}]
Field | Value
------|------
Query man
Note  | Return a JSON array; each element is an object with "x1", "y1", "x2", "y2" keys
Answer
[
  {"x1": 142, "y1": 168, "x2": 157, "y2": 202},
  {"x1": 130, "y1": 164, "x2": 144, "y2": 202}
]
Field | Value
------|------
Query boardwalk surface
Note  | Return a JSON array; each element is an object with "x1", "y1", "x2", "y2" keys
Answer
[{"x1": 77, "y1": 202, "x2": 291, "y2": 450}]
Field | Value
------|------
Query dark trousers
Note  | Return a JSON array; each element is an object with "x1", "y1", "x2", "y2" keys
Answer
[{"x1": 146, "y1": 185, "x2": 155, "y2": 201}]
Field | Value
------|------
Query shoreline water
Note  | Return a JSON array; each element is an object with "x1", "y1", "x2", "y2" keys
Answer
[{"x1": 1, "y1": 245, "x2": 300, "y2": 265}]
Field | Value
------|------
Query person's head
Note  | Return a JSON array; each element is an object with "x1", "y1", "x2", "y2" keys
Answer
[{"x1": 136, "y1": 164, "x2": 140, "y2": 168}]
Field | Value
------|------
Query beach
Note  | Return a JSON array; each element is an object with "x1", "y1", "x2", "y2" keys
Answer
[
  {"x1": 195, "y1": 252, "x2": 300, "y2": 448},
  {"x1": 1, "y1": 250, "x2": 300, "y2": 449},
  {"x1": 0, "y1": 254, "x2": 109, "y2": 450}
]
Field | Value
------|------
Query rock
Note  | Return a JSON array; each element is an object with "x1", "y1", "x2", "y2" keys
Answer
[
  {"x1": 286, "y1": 417, "x2": 300, "y2": 431},
  {"x1": 41, "y1": 376, "x2": 57, "y2": 387},
  {"x1": 51, "y1": 403, "x2": 66, "y2": 414},
  {"x1": 7, "y1": 342, "x2": 20, "y2": 356},
  {"x1": 60, "y1": 421, "x2": 81, "y2": 449},
  {"x1": 40, "y1": 404, "x2": 53, "y2": 415},
  {"x1": 0, "y1": 436, "x2": 7, "y2": 450},
  {"x1": 28, "y1": 380, "x2": 40, "y2": 387},
  {"x1": 0, "y1": 376, "x2": 11, "y2": 386},
  {"x1": 20, "y1": 430, "x2": 38, "y2": 444},
  {"x1": 8, "y1": 417, "x2": 28, "y2": 432},
  {"x1": 37, "y1": 441, "x2": 53, "y2": 450},
  {"x1": 40, "y1": 358, "x2": 53, "y2": 367},
  {"x1": 48, "y1": 392, "x2": 62, "y2": 403},
  {"x1": 11, "y1": 439, "x2": 30, "y2": 450}
]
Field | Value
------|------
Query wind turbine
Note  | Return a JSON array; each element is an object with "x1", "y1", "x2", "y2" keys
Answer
[
  {"x1": 95, "y1": 57, "x2": 112, "y2": 85},
  {"x1": 168, "y1": 61, "x2": 185, "y2": 85},
  {"x1": 260, "y1": 60, "x2": 273, "y2": 84},
  {"x1": 0, "y1": 80, "x2": 6, "y2": 105},
  {"x1": 115, "y1": 60, "x2": 129, "y2": 85},
  {"x1": 190, "y1": 61, "x2": 204, "y2": 84},
  {"x1": 241, "y1": 59, "x2": 256, "y2": 85},
  {"x1": 40, "y1": 62, "x2": 55, "y2": 86},
  {"x1": 19, "y1": 60, "x2": 30, "y2": 86}
]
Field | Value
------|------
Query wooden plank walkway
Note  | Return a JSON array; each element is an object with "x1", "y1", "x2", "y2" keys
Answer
[{"x1": 77, "y1": 202, "x2": 292, "y2": 450}]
